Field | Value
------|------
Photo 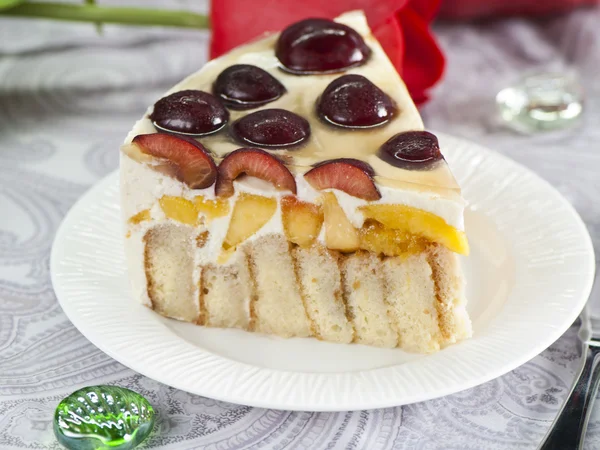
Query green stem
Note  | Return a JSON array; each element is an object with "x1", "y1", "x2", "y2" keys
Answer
[
  {"x1": 83, "y1": 0, "x2": 102, "y2": 34},
  {"x1": 1, "y1": 2, "x2": 209, "y2": 29}
]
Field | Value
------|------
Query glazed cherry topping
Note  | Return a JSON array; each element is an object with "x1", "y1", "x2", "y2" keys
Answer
[
  {"x1": 213, "y1": 64, "x2": 286, "y2": 110},
  {"x1": 131, "y1": 134, "x2": 217, "y2": 189},
  {"x1": 317, "y1": 75, "x2": 396, "y2": 128},
  {"x1": 275, "y1": 18, "x2": 371, "y2": 74},
  {"x1": 313, "y1": 158, "x2": 375, "y2": 177},
  {"x1": 215, "y1": 148, "x2": 297, "y2": 197},
  {"x1": 304, "y1": 159, "x2": 380, "y2": 200},
  {"x1": 150, "y1": 90, "x2": 229, "y2": 136},
  {"x1": 231, "y1": 108, "x2": 310, "y2": 148},
  {"x1": 378, "y1": 131, "x2": 443, "y2": 170}
]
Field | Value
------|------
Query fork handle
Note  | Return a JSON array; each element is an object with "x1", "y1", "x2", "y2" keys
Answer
[{"x1": 538, "y1": 344, "x2": 600, "y2": 450}]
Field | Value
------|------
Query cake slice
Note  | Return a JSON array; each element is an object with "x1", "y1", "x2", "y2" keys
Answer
[{"x1": 120, "y1": 11, "x2": 472, "y2": 353}]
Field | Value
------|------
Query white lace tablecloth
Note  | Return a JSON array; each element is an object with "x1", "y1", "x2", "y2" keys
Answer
[{"x1": 1, "y1": 2, "x2": 600, "y2": 448}]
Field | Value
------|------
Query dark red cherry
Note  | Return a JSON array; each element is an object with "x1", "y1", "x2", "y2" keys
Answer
[
  {"x1": 213, "y1": 64, "x2": 286, "y2": 110},
  {"x1": 231, "y1": 109, "x2": 310, "y2": 148},
  {"x1": 275, "y1": 18, "x2": 371, "y2": 74},
  {"x1": 317, "y1": 75, "x2": 396, "y2": 128},
  {"x1": 150, "y1": 90, "x2": 229, "y2": 136},
  {"x1": 378, "y1": 131, "x2": 443, "y2": 170},
  {"x1": 313, "y1": 158, "x2": 375, "y2": 177},
  {"x1": 305, "y1": 159, "x2": 380, "y2": 200}
]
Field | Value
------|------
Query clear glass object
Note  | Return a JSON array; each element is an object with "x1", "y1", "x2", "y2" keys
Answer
[
  {"x1": 54, "y1": 385, "x2": 156, "y2": 450},
  {"x1": 496, "y1": 72, "x2": 583, "y2": 133}
]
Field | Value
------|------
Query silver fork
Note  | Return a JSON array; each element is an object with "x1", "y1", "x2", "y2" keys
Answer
[{"x1": 538, "y1": 306, "x2": 600, "y2": 450}]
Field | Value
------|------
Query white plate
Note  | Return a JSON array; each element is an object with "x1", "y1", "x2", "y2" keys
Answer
[{"x1": 51, "y1": 134, "x2": 595, "y2": 411}]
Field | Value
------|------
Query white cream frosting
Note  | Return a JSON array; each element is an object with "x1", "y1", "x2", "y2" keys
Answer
[{"x1": 121, "y1": 151, "x2": 465, "y2": 265}]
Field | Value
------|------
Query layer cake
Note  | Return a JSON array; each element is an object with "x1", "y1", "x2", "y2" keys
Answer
[{"x1": 120, "y1": 11, "x2": 472, "y2": 352}]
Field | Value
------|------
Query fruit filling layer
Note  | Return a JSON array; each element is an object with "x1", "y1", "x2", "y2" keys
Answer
[
  {"x1": 126, "y1": 187, "x2": 467, "y2": 260},
  {"x1": 123, "y1": 152, "x2": 468, "y2": 265}
]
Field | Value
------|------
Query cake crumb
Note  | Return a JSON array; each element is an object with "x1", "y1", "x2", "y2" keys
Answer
[
  {"x1": 196, "y1": 231, "x2": 209, "y2": 248},
  {"x1": 128, "y1": 209, "x2": 150, "y2": 224}
]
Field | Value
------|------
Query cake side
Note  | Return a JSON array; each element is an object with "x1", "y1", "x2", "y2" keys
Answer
[
  {"x1": 137, "y1": 219, "x2": 470, "y2": 352},
  {"x1": 121, "y1": 153, "x2": 472, "y2": 352}
]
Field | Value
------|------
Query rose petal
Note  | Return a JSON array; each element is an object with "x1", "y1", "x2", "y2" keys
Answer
[
  {"x1": 209, "y1": 0, "x2": 444, "y2": 104},
  {"x1": 396, "y1": 5, "x2": 446, "y2": 102},
  {"x1": 409, "y1": 0, "x2": 442, "y2": 22},
  {"x1": 439, "y1": 0, "x2": 595, "y2": 20},
  {"x1": 373, "y1": 15, "x2": 405, "y2": 73},
  {"x1": 210, "y1": 0, "x2": 405, "y2": 57}
]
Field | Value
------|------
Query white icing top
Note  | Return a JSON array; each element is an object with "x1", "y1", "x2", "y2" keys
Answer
[{"x1": 124, "y1": 11, "x2": 461, "y2": 195}]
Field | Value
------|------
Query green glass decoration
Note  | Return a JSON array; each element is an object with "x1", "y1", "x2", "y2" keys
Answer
[{"x1": 53, "y1": 385, "x2": 155, "y2": 450}]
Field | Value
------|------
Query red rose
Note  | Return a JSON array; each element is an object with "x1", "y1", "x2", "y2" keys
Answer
[
  {"x1": 210, "y1": 0, "x2": 445, "y2": 104},
  {"x1": 439, "y1": 0, "x2": 598, "y2": 19}
]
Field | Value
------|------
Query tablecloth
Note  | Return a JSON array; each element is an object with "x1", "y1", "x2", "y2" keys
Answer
[{"x1": 1, "y1": 1, "x2": 599, "y2": 448}]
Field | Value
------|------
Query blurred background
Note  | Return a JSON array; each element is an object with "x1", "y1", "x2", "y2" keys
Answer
[{"x1": 1, "y1": 1, "x2": 600, "y2": 448}]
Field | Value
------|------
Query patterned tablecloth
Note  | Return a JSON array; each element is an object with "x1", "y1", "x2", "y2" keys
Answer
[{"x1": 1, "y1": 1, "x2": 600, "y2": 448}]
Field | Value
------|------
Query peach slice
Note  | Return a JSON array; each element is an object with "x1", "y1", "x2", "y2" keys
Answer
[
  {"x1": 281, "y1": 196, "x2": 323, "y2": 247},
  {"x1": 193, "y1": 196, "x2": 230, "y2": 221},
  {"x1": 359, "y1": 220, "x2": 427, "y2": 257},
  {"x1": 159, "y1": 196, "x2": 199, "y2": 225},
  {"x1": 320, "y1": 192, "x2": 360, "y2": 252},
  {"x1": 128, "y1": 209, "x2": 151, "y2": 225},
  {"x1": 123, "y1": 133, "x2": 217, "y2": 189},
  {"x1": 359, "y1": 204, "x2": 469, "y2": 255},
  {"x1": 223, "y1": 193, "x2": 277, "y2": 249}
]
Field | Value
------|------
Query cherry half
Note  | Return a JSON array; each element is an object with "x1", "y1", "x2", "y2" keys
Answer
[
  {"x1": 213, "y1": 64, "x2": 286, "y2": 110},
  {"x1": 304, "y1": 158, "x2": 380, "y2": 200},
  {"x1": 231, "y1": 108, "x2": 310, "y2": 148},
  {"x1": 275, "y1": 18, "x2": 371, "y2": 74},
  {"x1": 150, "y1": 90, "x2": 229, "y2": 136},
  {"x1": 215, "y1": 148, "x2": 297, "y2": 197},
  {"x1": 313, "y1": 158, "x2": 375, "y2": 176},
  {"x1": 378, "y1": 131, "x2": 443, "y2": 170},
  {"x1": 318, "y1": 75, "x2": 396, "y2": 128}
]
